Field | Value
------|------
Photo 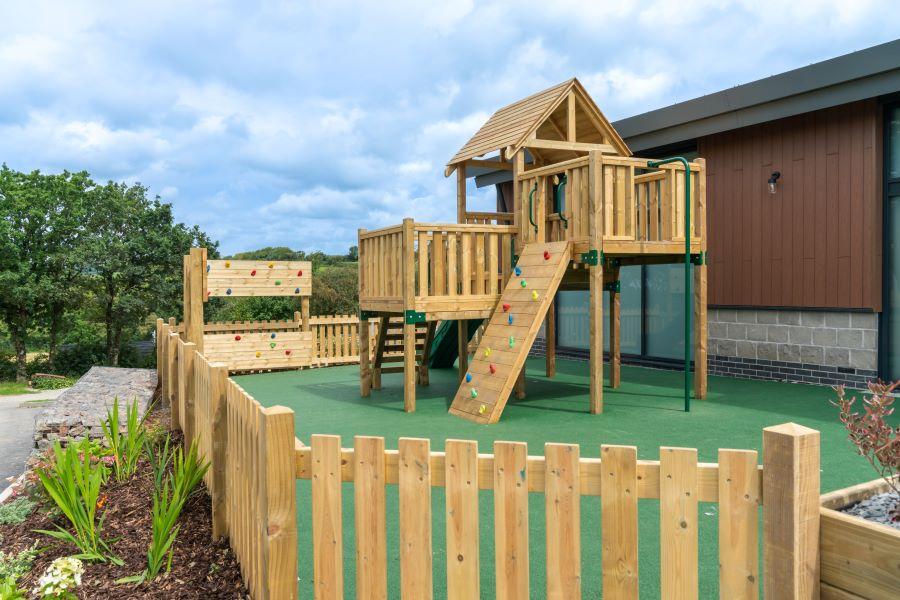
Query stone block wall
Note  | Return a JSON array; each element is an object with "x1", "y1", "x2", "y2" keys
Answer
[{"x1": 708, "y1": 308, "x2": 878, "y2": 388}]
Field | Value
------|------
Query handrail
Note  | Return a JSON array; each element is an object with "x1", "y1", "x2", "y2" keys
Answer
[
  {"x1": 528, "y1": 183, "x2": 538, "y2": 233},
  {"x1": 556, "y1": 174, "x2": 568, "y2": 229}
]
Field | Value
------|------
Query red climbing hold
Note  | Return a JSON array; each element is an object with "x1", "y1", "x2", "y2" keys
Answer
[
  {"x1": 234, "y1": 335, "x2": 241, "y2": 341},
  {"x1": 543, "y1": 250, "x2": 550, "y2": 260},
  {"x1": 250, "y1": 269, "x2": 256, "y2": 276},
  {"x1": 502, "y1": 303, "x2": 510, "y2": 312},
  {"x1": 285, "y1": 349, "x2": 292, "y2": 355},
  {"x1": 489, "y1": 364, "x2": 496, "y2": 374},
  {"x1": 297, "y1": 270, "x2": 303, "y2": 277}
]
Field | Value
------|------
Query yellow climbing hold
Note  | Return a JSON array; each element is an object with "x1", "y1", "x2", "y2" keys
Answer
[
  {"x1": 255, "y1": 351, "x2": 261, "y2": 358},
  {"x1": 224, "y1": 261, "x2": 231, "y2": 268},
  {"x1": 268, "y1": 262, "x2": 274, "y2": 268},
  {"x1": 484, "y1": 347, "x2": 492, "y2": 357},
  {"x1": 532, "y1": 290, "x2": 539, "y2": 300},
  {"x1": 479, "y1": 404, "x2": 486, "y2": 414}
]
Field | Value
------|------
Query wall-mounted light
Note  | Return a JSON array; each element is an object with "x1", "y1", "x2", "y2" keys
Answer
[{"x1": 768, "y1": 171, "x2": 781, "y2": 195}]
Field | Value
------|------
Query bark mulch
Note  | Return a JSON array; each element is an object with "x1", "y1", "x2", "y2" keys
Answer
[{"x1": 0, "y1": 426, "x2": 249, "y2": 599}]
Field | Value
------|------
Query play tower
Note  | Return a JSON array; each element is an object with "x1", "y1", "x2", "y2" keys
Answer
[{"x1": 358, "y1": 78, "x2": 707, "y2": 423}]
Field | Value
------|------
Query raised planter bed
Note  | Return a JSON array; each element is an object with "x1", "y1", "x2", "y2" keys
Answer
[{"x1": 820, "y1": 478, "x2": 900, "y2": 599}]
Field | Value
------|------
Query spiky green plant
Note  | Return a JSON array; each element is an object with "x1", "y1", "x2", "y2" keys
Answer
[{"x1": 101, "y1": 397, "x2": 146, "y2": 482}]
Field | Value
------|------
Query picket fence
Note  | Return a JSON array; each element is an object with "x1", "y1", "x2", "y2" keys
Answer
[{"x1": 155, "y1": 318, "x2": 822, "y2": 600}]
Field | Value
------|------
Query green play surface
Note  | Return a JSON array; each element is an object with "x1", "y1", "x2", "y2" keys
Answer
[{"x1": 235, "y1": 358, "x2": 875, "y2": 598}]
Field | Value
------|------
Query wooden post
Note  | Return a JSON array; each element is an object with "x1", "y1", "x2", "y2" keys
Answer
[
  {"x1": 567, "y1": 91, "x2": 576, "y2": 142},
  {"x1": 762, "y1": 423, "x2": 820, "y2": 599},
  {"x1": 360, "y1": 314, "x2": 372, "y2": 397},
  {"x1": 260, "y1": 406, "x2": 298, "y2": 600},
  {"x1": 167, "y1": 332, "x2": 179, "y2": 414},
  {"x1": 182, "y1": 254, "x2": 191, "y2": 344},
  {"x1": 182, "y1": 343, "x2": 197, "y2": 447},
  {"x1": 402, "y1": 218, "x2": 416, "y2": 412},
  {"x1": 513, "y1": 150, "x2": 525, "y2": 255},
  {"x1": 514, "y1": 366, "x2": 526, "y2": 400},
  {"x1": 155, "y1": 318, "x2": 164, "y2": 388},
  {"x1": 311, "y1": 435, "x2": 344, "y2": 599},
  {"x1": 186, "y1": 248, "x2": 205, "y2": 353},
  {"x1": 610, "y1": 271, "x2": 621, "y2": 389},
  {"x1": 545, "y1": 302, "x2": 556, "y2": 378},
  {"x1": 457, "y1": 320, "x2": 468, "y2": 383},
  {"x1": 589, "y1": 151, "x2": 604, "y2": 414},
  {"x1": 301, "y1": 298, "x2": 311, "y2": 332},
  {"x1": 209, "y1": 363, "x2": 228, "y2": 539},
  {"x1": 457, "y1": 163, "x2": 467, "y2": 224},
  {"x1": 694, "y1": 158, "x2": 708, "y2": 399}
]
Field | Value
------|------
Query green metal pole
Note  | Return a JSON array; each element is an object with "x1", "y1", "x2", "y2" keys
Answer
[
  {"x1": 647, "y1": 157, "x2": 692, "y2": 412},
  {"x1": 557, "y1": 174, "x2": 568, "y2": 229}
]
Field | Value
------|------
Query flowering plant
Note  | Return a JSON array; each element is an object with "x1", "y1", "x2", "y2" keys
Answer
[
  {"x1": 831, "y1": 381, "x2": 900, "y2": 519},
  {"x1": 34, "y1": 556, "x2": 84, "y2": 599}
]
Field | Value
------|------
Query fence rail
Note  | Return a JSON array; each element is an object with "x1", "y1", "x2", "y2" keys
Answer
[{"x1": 156, "y1": 317, "x2": 823, "y2": 600}]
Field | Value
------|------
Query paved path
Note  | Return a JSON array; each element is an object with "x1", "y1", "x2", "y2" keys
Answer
[{"x1": 0, "y1": 389, "x2": 66, "y2": 486}]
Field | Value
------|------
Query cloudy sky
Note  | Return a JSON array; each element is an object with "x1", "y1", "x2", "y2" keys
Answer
[{"x1": 2, "y1": 1, "x2": 898, "y2": 254}]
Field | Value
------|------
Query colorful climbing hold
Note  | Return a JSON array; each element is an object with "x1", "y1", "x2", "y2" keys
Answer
[
  {"x1": 234, "y1": 335, "x2": 241, "y2": 341},
  {"x1": 225, "y1": 261, "x2": 231, "y2": 268},
  {"x1": 206, "y1": 290, "x2": 211, "y2": 297},
  {"x1": 514, "y1": 266, "x2": 522, "y2": 276},
  {"x1": 297, "y1": 270, "x2": 303, "y2": 277},
  {"x1": 250, "y1": 269, "x2": 257, "y2": 276},
  {"x1": 270, "y1": 342, "x2": 276, "y2": 348},
  {"x1": 294, "y1": 287, "x2": 300, "y2": 294},
  {"x1": 532, "y1": 290, "x2": 539, "y2": 300},
  {"x1": 489, "y1": 364, "x2": 496, "y2": 374},
  {"x1": 255, "y1": 351, "x2": 261, "y2": 358},
  {"x1": 275, "y1": 280, "x2": 281, "y2": 285},
  {"x1": 285, "y1": 349, "x2": 292, "y2": 355},
  {"x1": 520, "y1": 280, "x2": 527, "y2": 288},
  {"x1": 478, "y1": 404, "x2": 486, "y2": 414},
  {"x1": 270, "y1": 333, "x2": 276, "y2": 339},
  {"x1": 484, "y1": 347, "x2": 492, "y2": 357},
  {"x1": 465, "y1": 373, "x2": 472, "y2": 383},
  {"x1": 470, "y1": 388, "x2": 478, "y2": 398},
  {"x1": 206, "y1": 264, "x2": 210, "y2": 272},
  {"x1": 509, "y1": 336, "x2": 515, "y2": 348},
  {"x1": 268, "y1": 262, "x2": 274, "y2": 268},
  {"x1": 226, "y1": 288, "x2": 232, "y2": 295},
  {"x1": 508, "y1": 314, "x2": 513, "y2": 325},
  {"x1": 502, "y1": 303, "x2": 510, "y2": 312},
  {"x1": 543, "y1": 250, "x2": 550, "y2": 260}
]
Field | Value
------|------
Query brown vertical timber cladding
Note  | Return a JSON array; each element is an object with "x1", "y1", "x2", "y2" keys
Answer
[
  {"x1": 601, "y1": 444, "x2": 639, "y2": 598},
  {"x1": 589, "y1": 151, "x2": 604, "y2": 413},
  {"x1": 494, "y1": 441, "x2": 529, "y2": 599},
  {"x1": 210, "y1": 363, "x2": 228, "y2": 539},
  {"x1": 260, "y1": 406, "x2": 298, "y2": 600},
  {"x1": 718, "y1": 449, "x2": 759, "y2": 599},
  {"x1": 311, "y1": 435, "x2": 344, "y2": 599},
  {"x1": 694, "y1": 158, "x2": 708, "y2": 398},
  {"x1": 354, "y1": 436, "x2": 387, "y2": 599},
  {"x1": 545, "y1": 443, "x2": 581, "y2": 598},
  {"x1": 660, "y1": 447, "x2": 698, "y2": 600},
  {"x1": 402, "y1": 219, "x2": 416, "y2": 412},
  {"x1": 398, "y1": 438, "x2": 433, "y2": 599},
  {"x1": 699, "y1": 100, "x2": 881, "y2": 310},
  {"x1": 445, "y1": 439, "x2": 479, "y2": 599},
  {"x1": 762, "y1": 423, "x2": 820, "y2": 599}
]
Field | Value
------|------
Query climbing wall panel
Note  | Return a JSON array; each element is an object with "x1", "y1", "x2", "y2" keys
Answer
[
  {"x1": 449, "y1": 240, "x2": 572, "y2": 424},
  {"x1": 203, "y1": 330, "x2": 313, "y2": 371},
  {"x1": 205, "y1": 260, "x2": 312, "y2": 298}
]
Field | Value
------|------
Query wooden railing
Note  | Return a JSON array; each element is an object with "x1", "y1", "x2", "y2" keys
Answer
[
  {"x1": 516, "y1": 154, "x2": 705, "y2": 251},
  {"x1": 359, "y1": 220, "x2": 517, "y2": 317},
  {"x1": 462, "y1": 210, "x2": 514, "y2": 225},
  {"x1": 156, "y1": 318, "x2": 823, "y2": 599}
]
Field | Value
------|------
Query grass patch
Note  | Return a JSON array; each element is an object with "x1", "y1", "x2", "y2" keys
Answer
[{"x1": 0, "y1": 382, "x2": 33, "y2": 396}]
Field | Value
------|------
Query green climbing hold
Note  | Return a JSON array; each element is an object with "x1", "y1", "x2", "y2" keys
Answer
[
  {"x1": 520, "y1": 280, "x2": 527, "y2": 288},
  {"x1": 269, "y1": 342, "x2": 276, "y2": 348},
  {"x1": 275, "y1": 280, "x2": 281, "y2": 285},
  {"x1": 470, "y1": 388, "x2": 478, "y2": 398},
  {"x1": 509, "y1": 336, "x2": 515, "y2": 348}
]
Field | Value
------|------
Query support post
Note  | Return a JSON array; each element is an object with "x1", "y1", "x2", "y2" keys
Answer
[
  {"x1": 694, "y1": 158, "x2": 708, "y2": 399},
  {"x1": 514, "y1": 365, "x2": 526, "y2": 400},
  {"x1": 545, "y1": 301, "x2": 556, "y2": 378},
  {"x1": 402, "y1": 218, "x2": 416, "y2": 412},
  {"x1": 609, "y1": 270, "x2": 621, "y2": 389},
  {"x1": 167, "y1": 332, "x2": 178, "y2": 413},
  {"x1": 209, "y1": 363, "x2": 229, "y2": 539},
  {"x1": 762, "y1": 423, "x2": 820, "y2": 599},
  {"x1": 513, "y1": 150, "x2": 525, "y2": 255},
  {"x1": 360, "y1": 314, "x2": 371, "y2": 397},
  {"x1": 588, "y1": 151, "x2": 604, "y2": 413},
  {"x1": 300, "y1": 297, "x2": 311, "y2": 332},
  {"x1": 457, "y1": 320, "x2": 468, "y2": 383},
  {"x1": 457, "y1": 162, "x2": 467, "y2": 224},
  {"x1": 182, "y1": 343, "x2": 196, "y2": 448},
  {"x1": 260, "y1": 406, "x2": 299, "y2": 600},
  {"x1": 187, "y1": 248, "x2": 205, "y2": 353},
  {"x1": 155, "y1": 318, "x2": 164, "y2": 388}
]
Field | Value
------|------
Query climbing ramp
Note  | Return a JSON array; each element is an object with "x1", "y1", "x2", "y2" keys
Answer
[{"x1": 449, "y1": 240, "x2": 572, "y2": 424}]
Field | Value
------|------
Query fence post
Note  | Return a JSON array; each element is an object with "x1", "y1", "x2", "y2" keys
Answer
[
  {"x1": 260, "y1": 406, "x2": 298, "y2": 600},
  {"x1": 209, "y1": 363, "x2": 229, "y2": 539},
  {"x1": 762, "y1": 422, "x2": 820, "y2": 599},
  {"x1": 155, "y1": 318, "x2": 164, "y2": 388},
  {"x1": 181, "y1": 343, "x2": 196, "y2": 443}
]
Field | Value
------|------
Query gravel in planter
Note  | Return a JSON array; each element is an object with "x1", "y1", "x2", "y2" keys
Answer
[{"x1": 841, "y1": 491, "x2": 900, "y2": 529}]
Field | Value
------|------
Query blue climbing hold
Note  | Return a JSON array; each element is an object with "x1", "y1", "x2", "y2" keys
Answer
[
  {"x1": 508, "y1": 314, "x2": 513, "y2": 325},
  {"x1": 270, "y1": 333, "x2": 276, "y2": 339},
  {"x1": 514, "y1": 266, "x2": 522, "y2": 277},
  {"x1": 226, "y1": 288, "x2": 232, "y2": 295},
  {"x1": 465, "y1": 373, "x2": 472, "y2": 383},
  {"x1": 206, "y1": 264, "x2": 210, "y2": 272},
  {"x1": 294, "y1": 287, "x2": 300, "y2": 294}
]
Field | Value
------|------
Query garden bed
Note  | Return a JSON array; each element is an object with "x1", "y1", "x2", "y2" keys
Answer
[
  {"x1": 820, "y1": 478, "x2": 900, "y2": 599},
  {"x1": 0, "y1": 407, "x2": 249, "y2": 598}
]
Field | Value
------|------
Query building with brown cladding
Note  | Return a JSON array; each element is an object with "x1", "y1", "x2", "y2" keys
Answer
[{"x1": 480, "y1": 39, "x2": 900, "y2": 387}]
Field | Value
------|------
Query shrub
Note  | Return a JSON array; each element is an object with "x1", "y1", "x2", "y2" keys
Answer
[
  {"x1": 144, "y1": 434, "x2": 174, "y2": 493},
  {"x1": 33, "y1": 556, "x2": 83, "y2": 599},
  {"x1": 101, "y1": 398, "x2": 146, "y2": 482},
  {"x1": 0, "y1": 543, "x2": 39, "y2": 580},
  {"x1": 0, "y1": 498, "x2": 36, "y2": 526},
  {"x1": 30, "y1": 376, "x2": 76, "y2": 391},
  {"x1": 0, "y1": 574, "x2": 27, "y2": 599},
  {"x1": 34, "y1": 440, "x2": 118, "y2": 563},
  {"x1": 831, "y1": 381, "x2": 900, "y2": 519}
]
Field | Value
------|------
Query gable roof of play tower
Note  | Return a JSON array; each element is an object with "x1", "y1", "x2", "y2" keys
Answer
[{"x1": 447, "y1": 77, "x2": 631, "y2": 167}]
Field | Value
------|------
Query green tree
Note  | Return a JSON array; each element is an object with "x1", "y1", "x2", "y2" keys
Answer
[
  {"x1": 0, "y1": 167, "x2": 92, "y2": 381},
  {"x1": 81, "y1": 182, "x2": 217, "y2": 365}
]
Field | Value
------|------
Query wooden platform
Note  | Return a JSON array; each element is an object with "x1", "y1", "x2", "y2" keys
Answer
[{"x1": 449, "y1": 241, "x2": 571, "y2": 423}]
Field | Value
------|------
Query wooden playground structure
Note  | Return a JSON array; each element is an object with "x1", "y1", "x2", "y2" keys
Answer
[{"x1": 358, "y1": 78, "x2": 708, "y2": 423}]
